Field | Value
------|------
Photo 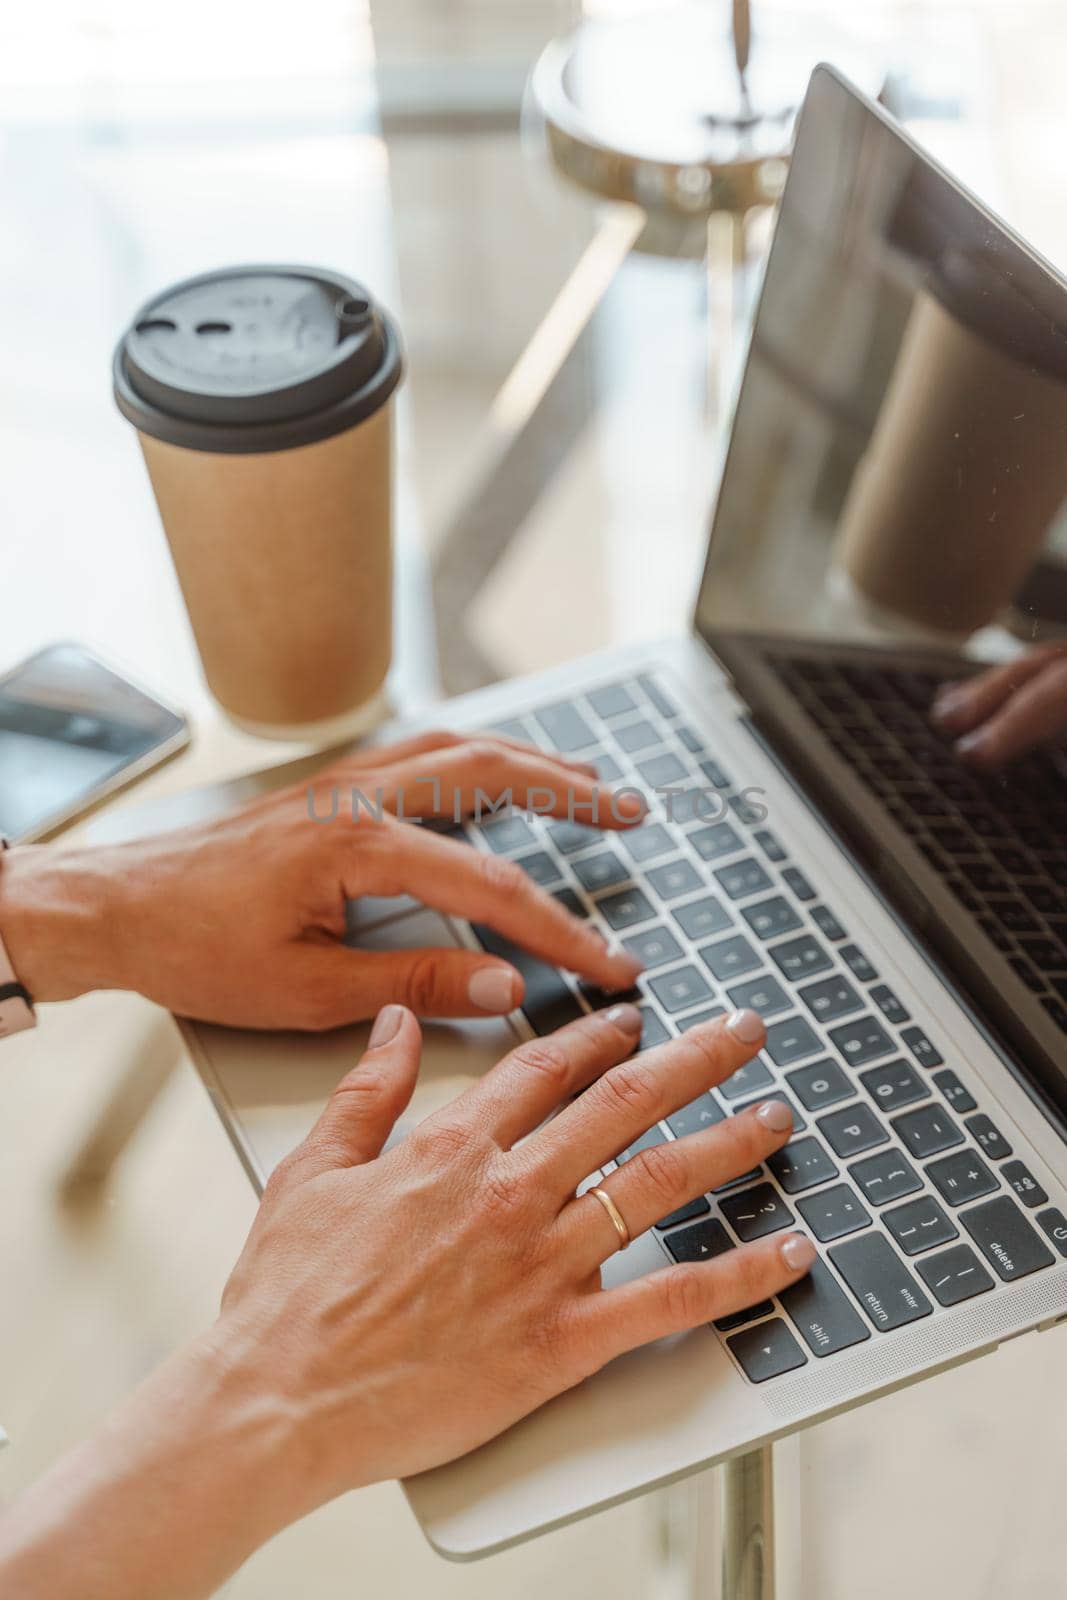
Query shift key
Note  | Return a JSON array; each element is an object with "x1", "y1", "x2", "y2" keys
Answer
[
  {"x1": 829, "y1": 1233, "x2": 933, "y2": 1331},
  {"x1": 780, "y1": 1257, "x2": 870, "y2": 1357}
]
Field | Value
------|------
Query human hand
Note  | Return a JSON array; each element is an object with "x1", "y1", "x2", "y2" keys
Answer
[
  {"x1": 216, "y1": 1003, "x2": 814, "y2": 1501},
  {"x1": 931, "y1": 645, "x2": 1067, "y2": 769},
  {"x1": 0, "y1": 730, "x2": 645, "y2": 1027}
]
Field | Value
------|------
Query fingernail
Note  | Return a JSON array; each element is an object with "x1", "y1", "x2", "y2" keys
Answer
[
  {"x1": 368, "y1": 1004, "x2": 404, "y2": 1049},
  {"x1": 615, "y1": 791, "x2": 647, "y2": 819},
  {"x1": 931, "y1": 685, "x2": 967, "y2": 722},
  {"x1": 780, "y1": 1233, "x2": 817, "y2": 1273},
  {"x1": 955, "y1": 729, "x2": 994, "y2": 764},
  {"x1": 725, "y1": 1008, "x2": 765, "y2": 1045},
  {"x1": 468, "y1": 965, "x2": 521, "y2": 1014},
  {"x1": 603, "y1": 1002, "x2": 643, "y2": 1034},
  {"x1": 755, "y1": 1098, "x2": 793, "y2": 1133},
  {"x1": 610, "y1": 954, "x2": 645, "y2": 987}
]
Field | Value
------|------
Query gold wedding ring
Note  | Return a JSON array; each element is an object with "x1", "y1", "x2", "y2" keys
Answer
[{"x1": 588, "y1": 1186, "x2": 630, "y2": 1251}]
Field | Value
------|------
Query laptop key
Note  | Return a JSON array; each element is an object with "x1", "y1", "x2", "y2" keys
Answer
[
  {"x1": 726, "y1": 974, "x2": 792, "y2": 1018},
  {"x1": 614, "y1": 718, "x2": 661, "y2": 755},
  {"x1": 932, "y1": 1069, "x2": 976, "y2": 1114},
  {"x1": 637, "y1": 752, "x2": 688, "y2": 789},
  {"x1": 916, "y1": 1244, "x2": 995, "y2": 1307},
  {"x1": 480, "y1": 814, "x2": 536, "y2": 853},
  {"x1": 961, "y1": 1196, "x2": 1055, "y2": 1280},
  {"x1": 648, "y1": 965, "x2": 714, "y2": 1015},
  {"x1": 573, "y1": 851, "x2": 629, "y2": 893},
  {"x1": 664, "y1": 1216, "x2": 733, "y2": 1263},
  {"x1": 677, "y1": 725, "x2": 705, "y2": 754},
  {"x1": 715, "y1": 858, "x2": 774, "y2": 900},
  {"x1": 840, "y1": 943, "x2": 878, "y2": 982},
  {"x1": 622, "y1": 925, "x2": 684, "y2": 970},
  {"x1": 927, "y1": 1149, "x2": 999, "y2": 1207},
  {"x1": 587, "y1": 682, "x2": 636, "y2": 720},
  {"x1": 817, "y1": 1103, "x2": 888, "y2": 1159},
  {"x1": 727, "y1": 1319, "x2": 808, "y2": 1382},
  {"x1": 621, "y1": 822, "x2": 674, "y2": 863},
  {"x1": 786, "y1": 1058, "x2": 853, "y2": 1112},
  {"x1": 770, "y1": 934, "x2": 833, "y2": 982},
  {"x1": 811, "y1": 905, "x2": 847, "y2": 941},
  {"x1": 667, "y1": 1092, "x2": 727, "y2": 1137},
  {"x1": 551, "y1": 887, "x2": 587, "y2": 918},
  {"x1": 547, "y1": 820, "x2": 600, "y2": 855},
  {"x1": 768, "y1": 1136, "x2": 839, "y2": 1194},
  {"x1": 718, "y1": 1058, "x2": 775, "y2": 1102},
  {"x1": 471, "y1": 924, "x2": 583, "y2": 1034},
  {"x1": 782, "y1": 866, "x2": 816, "y2": 902},
  {"x1": 780, "y1": 1256, "x2": 871, "y2": 1356},
  {"x1": 799, "y1": 975, "x2": 863, "y2": 1023},
  {"x1": 637, "y1": 1006, "x2": 670, "y2": 1050},
  {"x1": 637, "y1": 673, "x2": 678, "y2": 720},
  {"x1": 829, "y1": 1233, "x2": 933, "y2": 1331},
  {"x1": 690, "y1": 821, "x2": 744, "y2": 861},
  {"x1": 700, "y1": 934, "x2": 761, "y2": 982},
  {"x1": 1036, "y1": 1207, "x2": 1067, "y2": 1256},
  {"x1": 673, "y1": 896, "x2": 733, "y2": 941},
  {"x1": 699, "y1": 757, "x2": 733, "y2": 789},
  {"x1": 647, "y1": 858, "x2": 704, "y2": 901},
  {"x1": 764, "y1": 1016, "x2": 822, "y2": 1067},
  {"x1": 849, "y1": 1148, "x2": 922, "y2": 1205},
  {"x1": 859, "y1": 1059, "x2": 927, "y2": 1112},
  {"x1": 892, "y1": 1104, "x2": 964, "y2": 1160},
  {"x1": 720, "y1": 1182, "x2": 795, "y2": 1241},
  {"x1": 743, "y1": 897, "x2": 804, "y2": 940},
  {"x1": 616, "y1": 1124, "x2": 667, "y2": 1165},
  {"x1": 900, "y1": 1025, "x2": 944, "y2": 1068},
  {"x1": 597, "y1": 887, "x2": 655, "y2": 930},
  {"x1": 965, "y1": 1114, "x2": 1013, "y2": 1161},
  {"x1": 754, "y1": 829, "x2": 787, "y2": 863},
  {"x1": 884, "y1": 1195, "x2": 958, "y2": 1255},
  {"x1": 796, "y1": 1182, "x2": 872, "y2": 1243},
  {"x1": 512, "y1": 849, "x2": 561, "y2": 887},
  {"x1": 535, "y1": 701, "x2": 596, "y2": 752},
  {"x1": 828, "y1": 1016, "x2": 895, "y2": 1066},
  {"x1": 870, "y1": 984, "x2": 910, "y2": 1025},
  {"x1": 1001, "y1": 1161, "x2": 1048, "y2": 1209}
]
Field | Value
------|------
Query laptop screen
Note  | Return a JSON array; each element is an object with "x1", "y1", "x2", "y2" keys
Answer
[
  {"x1": 694, "y1": 67, "x2": 1067, "y2": 1089},
  {"x1": 697, "y1": 66, "x2": 1067, "y2": 658}
]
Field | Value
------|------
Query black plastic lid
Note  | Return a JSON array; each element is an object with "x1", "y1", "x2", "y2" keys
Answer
[{"x1": 113, "y1": 264, "x2": 402, "y2": 454}]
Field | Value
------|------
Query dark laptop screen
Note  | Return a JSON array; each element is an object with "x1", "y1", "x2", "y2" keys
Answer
[{"x1": 695, "y1": 67, "x2": 1067, "y2": 1088}]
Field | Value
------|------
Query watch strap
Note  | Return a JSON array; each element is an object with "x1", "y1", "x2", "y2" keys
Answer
[{"x1": 0, "y1": 836, "x2": 36, "y2": 1038}]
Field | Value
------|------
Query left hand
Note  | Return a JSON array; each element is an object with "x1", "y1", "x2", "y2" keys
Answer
[{"x1": 0, "y1": 729, "x2": 645, "y2": 1028}]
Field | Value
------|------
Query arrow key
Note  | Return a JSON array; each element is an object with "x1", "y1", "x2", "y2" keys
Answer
[{"x1": 727, "y1": 1318, "x2": 808, "y2": 1382}]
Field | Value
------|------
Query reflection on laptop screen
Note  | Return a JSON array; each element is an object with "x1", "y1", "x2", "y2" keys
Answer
[{"x1": 698, "y1": 67, "x2": 1067, "y2": 649}]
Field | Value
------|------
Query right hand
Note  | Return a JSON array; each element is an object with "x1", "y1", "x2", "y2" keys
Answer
[
  {"x1": 216, "y1": 1002, "x2": 814, "y2": 1503},
  {"x1": 931, "y1": 644, "x2": 1067, "y2": 769}
]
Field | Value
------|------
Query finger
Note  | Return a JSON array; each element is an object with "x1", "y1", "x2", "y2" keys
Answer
[
  {"x1": 266, "y1": 1006, "x2": 420, "y2": 1192},
  {"x1": 581, "y1": 1231, "x2": 817, "y2": 1365},
  {"x1": 331, "y1": 729, "x2": 598, "y2": 780},
  {"x1": 345, "y1": 816, "x2": 645, "y2": 992},
  {"x1": 560, "y1": 1099, "x2": 794, "y2": 1269},
  {"x1": 954, "y1": 657, "x2": 1067, "y2": 769},
  {"x1": 449, "y1": 1003, "x2": 644, "y2": 1149},
  {"x1": 527, "y1": 1010, "x2": 767, "y2": 1195},
  {"x1": 365, "y1": 744, "x2": 643, "y2": 825},
  {"x1": 291, "y1": 944, "x2": 532, "y2": 1025},
  {"x1": 930, "y1": 650, "x2": 1064, "y2": 735}
]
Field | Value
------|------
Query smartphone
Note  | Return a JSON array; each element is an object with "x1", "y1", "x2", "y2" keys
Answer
[{"x1": 0, "y1": 644, "x2": 190, "y2": 843}]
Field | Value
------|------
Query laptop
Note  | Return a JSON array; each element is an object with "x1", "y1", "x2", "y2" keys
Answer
[{"x1": 120, "y1": 65, "x2": 1067, "y2": 1559}]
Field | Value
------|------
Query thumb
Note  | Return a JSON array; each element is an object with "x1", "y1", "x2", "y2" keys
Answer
[{"x1": 270, "y1": 1005, "x2": 421, "y2": 1194}]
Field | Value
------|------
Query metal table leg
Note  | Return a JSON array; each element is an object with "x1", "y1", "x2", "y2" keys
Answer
[{"x1": 721, "y1": 1446, "x2": 776, "y2": 1600}]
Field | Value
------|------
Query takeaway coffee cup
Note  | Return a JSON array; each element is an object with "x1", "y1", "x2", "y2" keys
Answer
[{"x1": 114, "y1": 265, "x2": 403, "y2": 737}]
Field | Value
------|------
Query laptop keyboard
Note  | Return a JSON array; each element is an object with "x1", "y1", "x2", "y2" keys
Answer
[
  {"x1": 769, "y1": 653, "x2": 1067, "y2": 1036},
  {"x1": 460, "y1": 669, "x2": 1067, "y2": 1383}
]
